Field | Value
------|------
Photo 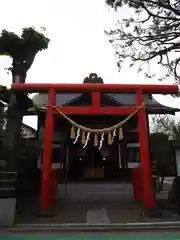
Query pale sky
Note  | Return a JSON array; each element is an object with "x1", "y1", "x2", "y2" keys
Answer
[{"x1": 0, "y1": 0, "x2": 179, "y2": 129}]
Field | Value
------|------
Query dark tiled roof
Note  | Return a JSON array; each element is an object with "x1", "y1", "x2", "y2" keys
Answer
[
  {"x1": 22, "y1": 123, "x2": 36, "y2": 133},
  {"x1": 32, "y1": 92, "x2": 179, "y2": 114},
  {"x1": 32, "y1": 93, "x2": 81, "y2": 107},
  {"x1": 108, "y1": 93, "x2": 179, "y2": 114}
]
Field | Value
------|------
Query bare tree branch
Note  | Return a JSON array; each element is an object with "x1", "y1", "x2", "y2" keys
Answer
[{"x1": 105, "y1": 0, "x2": 180, "y2": 83}]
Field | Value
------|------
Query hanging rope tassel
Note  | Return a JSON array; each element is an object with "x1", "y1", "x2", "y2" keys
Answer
[
  {"x1": 112, "y1": 128, "x2": 116, "y2": 142},
  {"x1": 83, "y1": 132, "x2": 90, "y2": 148},
  {"x1": 70, "y1": 125, "x2": 76, "y2": 138},
  {"x1": 94, "y1": 134, "x2": 98, "y2": 146},
  {"x1": 108, "y1": 132, "x2": 113, "y2": 145},
  {"x1": 99, "y1": 132, "x2": 104, "y2": 150},
  {"x1": 74, "y1": 128, "x2": 80, "y2": 144},
  {"x1": 81, "y1": 131, "x2": 86, "y2": 144},
  {"x1": 119, "y1": 127, "x2": 123, "y2": 140}
]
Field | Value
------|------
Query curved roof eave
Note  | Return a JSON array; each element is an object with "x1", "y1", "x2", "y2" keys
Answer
[
  {"x1": 108, "y1": 93, "x2": 180, "y2": 113},
  {"x1": 146, "y1": 107, "x2": 180, "y2": 115},
  {"x1": 32, "y1": 92, "x2": 180, "y2": 114}
]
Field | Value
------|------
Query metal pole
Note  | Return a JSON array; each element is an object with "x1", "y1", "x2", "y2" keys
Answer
[
  {"x1": 64, "y1": 144, "x2": 69, "y2": 199},
  {"x1": 118, "y1": 142, "x2": 122, "y2": 169}
]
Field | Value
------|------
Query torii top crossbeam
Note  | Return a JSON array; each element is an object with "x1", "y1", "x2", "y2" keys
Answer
[{"x1": 11, "y1": 83, "x2": 179, "y2": 94}]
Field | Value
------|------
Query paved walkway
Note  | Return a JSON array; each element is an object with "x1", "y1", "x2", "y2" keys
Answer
[
  {"x1": 1, "y1": 236, "x2": 180, "y2": 239},
  {"x1": 15, "y1": 183, "x2": 179, "y2": 224}
]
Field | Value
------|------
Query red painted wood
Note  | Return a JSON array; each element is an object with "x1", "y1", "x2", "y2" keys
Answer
[
  {"x1": 11, "y1": 83, "x2": 178, "y2": 94},
  {"x1": 92, "y1": 92, "x2": 100, "y2": 109},
  {"x1": 40, "y1": 88, "x2": 56, "y2": 212},
  {"x1": 131, "y1": 168, "x2": 143, "y2": 201},
  {"x1": 54, "y1": 106, "x2": 136, "y2": 115},
  {"x1": 136, "y1": 90, "x2": 154, "y2": 209}
]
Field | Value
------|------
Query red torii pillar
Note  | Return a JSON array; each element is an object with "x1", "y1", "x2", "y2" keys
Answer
[
  {"x1": 136, "y1": 89, "x2": 154, "y2": 209},
  {"x1": 40, "y1": 88, "x2": 56, "y2": 212}
]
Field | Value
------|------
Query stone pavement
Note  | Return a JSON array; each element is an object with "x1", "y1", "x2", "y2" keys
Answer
[{"x1": 15, "y1": 183, "x2": 179, "y2": 224}]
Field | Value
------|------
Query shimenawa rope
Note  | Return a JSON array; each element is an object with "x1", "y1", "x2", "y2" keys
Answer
[{"x1": 54, "y1": 103, "x2": 144, "y2": 134}]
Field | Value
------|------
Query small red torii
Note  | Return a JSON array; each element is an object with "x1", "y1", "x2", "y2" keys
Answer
[{"x1": 11, "y1": 82, "x2": 179, "y2": 212}]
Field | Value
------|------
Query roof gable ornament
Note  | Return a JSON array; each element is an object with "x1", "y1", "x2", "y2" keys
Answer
[{"x1": 83, "y1": 73, "x2": 104, "y2": 84}]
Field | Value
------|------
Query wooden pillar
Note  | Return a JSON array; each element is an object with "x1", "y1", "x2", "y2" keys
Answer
[
  {"x1": 131, "y1": 168, "x2": 143, "y2": 201},
  {"x1": 136, "y1": 90, "x2": 154, "y2": 209},
  {"x1": 146, "y1": 113, "x2": 153, "y2": 163},
  {"x1": 40, "y1": 88, "x2": 56, "y2": 212}
]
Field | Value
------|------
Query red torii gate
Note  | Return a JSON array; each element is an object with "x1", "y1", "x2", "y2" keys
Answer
[{"x1": 11, "y1": 83, "x2": 179, "y2": 212}]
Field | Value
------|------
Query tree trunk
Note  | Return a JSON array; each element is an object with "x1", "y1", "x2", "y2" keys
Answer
[
  {"x1": 0, "y1": 73, "x2": 26, "y2": 198},
  {"x1": 3, "y1": 94, "x2": 23, "y2": 167}
]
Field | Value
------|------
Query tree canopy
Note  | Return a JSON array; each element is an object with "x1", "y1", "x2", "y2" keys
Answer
[
  {"x1": 0, "y1": 27, "x2": 49, "y2": 178},
  {"x1": 151, "y1": 114, "x2": 180, "y2": 140},
  {"x1": 150, "y1": 115, "x2": 179, "y2": 177},
  {"x1": 105, "y1": 0, "x2": 180, "y2": 82},
  {"x1": 0, "y1": 27, "x2": 50, "y2": 82}
]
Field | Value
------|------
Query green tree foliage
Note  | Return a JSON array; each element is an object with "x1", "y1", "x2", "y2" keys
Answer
[
  {"x1": 105, "y1": 0, "x2": 180, "y2": 82},
  {"x1": 0, "y1": 27, "x2": 50, "y2": 83},
  {"x1": 0, "y1": 27, "x2": 49, "y2": 188}
]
